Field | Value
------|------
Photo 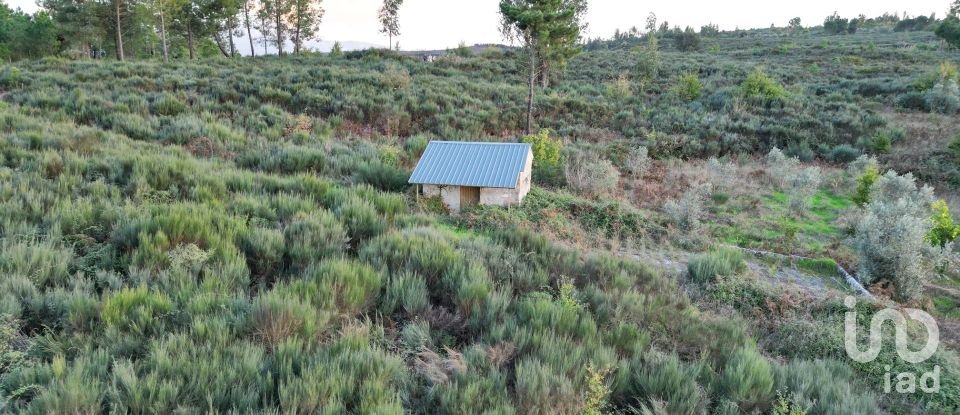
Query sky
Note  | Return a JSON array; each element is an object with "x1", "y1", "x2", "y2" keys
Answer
[{"x1": 4, "y1": 0, "x2": 952, "y2": 50}]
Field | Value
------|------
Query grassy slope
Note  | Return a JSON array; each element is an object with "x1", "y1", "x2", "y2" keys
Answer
[{"x1": 0, "y1": 26, "x2": 958, "y2": 414}]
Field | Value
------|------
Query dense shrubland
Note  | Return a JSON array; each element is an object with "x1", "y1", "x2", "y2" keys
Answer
[
  {"x1": 0, "y1": 28, "x2": 957, "y2": 171},
  {"x1": 0, "y1": 106, "x2": 903, "y2": 413},
  {"x1": 1, "y1": 21, "x2": 959, "y2": 415}
]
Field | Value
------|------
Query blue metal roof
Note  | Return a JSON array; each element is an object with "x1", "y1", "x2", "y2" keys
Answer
[{"x1": 408, "y1": 141, "x2": 532, "y2": 189}]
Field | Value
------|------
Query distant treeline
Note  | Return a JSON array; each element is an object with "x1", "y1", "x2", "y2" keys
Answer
[
  {"x1": 585, "y1": 11, "x2": 952, "y2": 52},
  {"x1": 3, "y1": 2, "x2": 960, "y2": 63}
]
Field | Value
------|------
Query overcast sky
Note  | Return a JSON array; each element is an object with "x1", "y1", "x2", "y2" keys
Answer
[{"x1": 4, "y1": 0, "x2": 951, "y2": 50}]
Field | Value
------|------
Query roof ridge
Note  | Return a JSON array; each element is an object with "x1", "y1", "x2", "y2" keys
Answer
[
  {"x1": 409, "y1": 141, "x2": 532, "y2": 189},
  {"x1": 431, "y1": 140, "x2": 529, "y2": 146}
]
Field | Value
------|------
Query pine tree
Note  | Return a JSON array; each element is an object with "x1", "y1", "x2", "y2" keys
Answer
[
  {"x1": 289, "y1": 0, "x2": 324, "y2": 54},
  {"x1": 499, "y1": 0, "x2": 586, "y2": 134},
  {"x1": 378, "y1": 0, "x2": 402, "y2": 50}
]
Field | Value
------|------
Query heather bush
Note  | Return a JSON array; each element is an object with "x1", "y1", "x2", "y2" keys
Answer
[
  {"x1": 514, "y1": 357, "x2": 580, "y2": 415},
  {"x1": 283, "y1": 210, "x2": 348, "y2": 270},
  {"x1": 251, "y1": 290, "x2": 327, "y2": 346},
  {"x1": 380, "y1": 270, "x2": 430, "y2": 316},
  {"x1": 101, "y1": 287, "x2": 173, "y2": 337},
  {"x1": 775, "y1": 359, "x2": 881, "y2": 414},
  {"x1": 687, "y1": 248, "x2": 746, "y2": 285},
  {"x1": 0, "y1": 238, "x2": 73, "y2": 288},
  {"x1": 239, "y1": 225, "x2": 285, "y2": 284},
  {"x1": 613, "y1": 353, "x2": 707, "y2": 415},
  {"x1": 715, "y1": 347, "x2": 774, "y2": 411},
  {"x1": 292, "y1": 259, "x2": 384, "y2": 317},
  {"x1": 336, "y1": 196, "x2": 387, "y2": 247}
]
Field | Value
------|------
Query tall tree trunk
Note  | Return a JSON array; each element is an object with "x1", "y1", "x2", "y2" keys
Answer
[
  {"x1": 158, "y1": 0, "x2": 168, "y2": 62},
  {"x1": 293, "y1": 6, "x2": 301, "y2": 55},
  {"x1": 259, "y1": 12, "x2": 269, "y2": 55},
  {"x1": 114, "y1": 0, "x2": 124, "y2": 60},
  {"x1": 389, "y1": 33, "x2": 392, "y2": 50},
  {"x1": 274, "y1": 0, "x2": 283, "y2": 56},
  {"x1": 228, "y1": 24, "x2": 236, "y2": 57},
  {"x1": 539, "y1": 59, "x2": 549, "y2": 88},
  {"x1": 213, "y1": 33, "x2": 231, "y2": 57},
  {"x1": 525, "y1": 46, "x2": 535, "y2": 135},
  {"x1": 187, "y1": 25, "x2": 195, "y2": 60},
  {"x1": 244, "y1": 1, "x2": 255, "y2": 57}
]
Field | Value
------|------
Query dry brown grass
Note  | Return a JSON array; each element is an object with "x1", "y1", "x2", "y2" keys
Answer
[{"x1": 414, "y1": 347, "x2": 467, "y2": 386}]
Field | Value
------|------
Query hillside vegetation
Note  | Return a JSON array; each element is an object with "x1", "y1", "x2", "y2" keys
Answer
[{"x1": 1, "y1": 23, "x2": 959, "y2": 415}]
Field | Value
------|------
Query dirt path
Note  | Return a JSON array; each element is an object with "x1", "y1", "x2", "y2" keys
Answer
[{"x1": 618, "y1": 248, "x2": 852, "y2": 299}]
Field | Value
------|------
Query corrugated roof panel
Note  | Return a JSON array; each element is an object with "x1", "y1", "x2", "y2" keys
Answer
[{"x1": 408, "y1": 141, "x2": 531, "y2": 189}]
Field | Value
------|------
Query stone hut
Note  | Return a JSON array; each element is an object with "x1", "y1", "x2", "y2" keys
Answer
[{"x1": 408, "y1": 141, "x2": 533, "y2": 213}]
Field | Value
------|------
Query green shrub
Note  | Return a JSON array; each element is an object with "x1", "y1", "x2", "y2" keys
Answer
[
  {"x1": 138, "y1": 334, "x2": 267, "y2": 411},
  {"x1": 274, "y1": 323, "x2": 406, "y2": 414},
  {"x1": 522, "y1": 129, "x2": 562, "y2": 169},
  {"x1": 796, "y1": 257, "x2": 838, "y2": 276},
  {"x1": 673, "y1": 27, "x2": 701, "y2": 51},
  {"x1": 740, "y1": 68, "x2": 787, "y2": 101},
  {"x1": 826, "y1": 144, "x2": 861, "y2": 163},
  {"x1": 355, "y1": 162, "x2": 409, "y2": 192},
  {"x1": 336, "y1": 196, "x2": 386, "y2": 247},
  {"x1": 785, "y1": 167, "x2": 821, "y2": 215},
  {"x1": 716, "y1": 347, "x2": 774, "y2": 411},
  {"x1": 775, "y1": 359, "x2": 880, "y2": 414},
  {"x1": 27, "y1": 351, "x2": 109, "y2": 414},
  {"x1": 239, "y1": 226, "x2": 285, "y2": 285},
  {"x1": 151, "y1": 94, "x2": 186, "y2": 116},
  {"x1": 852, "y1": 164, "x2": 879, "y2": 206},
  {"x1": 823, "y1": 13, "x2": 850, "y2": 35},
  {"x1": 102, "y1": 287, "x2": 173, "y2": 337},
  {"x1": 283, "y1": 210, "x2": 347, "y2": 271},
  {"x1": 360, "y1": 227, "x2": 462, "y2": 284},
  {"x1": 928, "y1": 200, "x2": 960, "y2": 248},
  {"x1": 251, "y1": 290, "x2": 327, "y2": 346},
  {"x1": 672, "y1": 73, "x2": 702, "y2": 102},
  {"x1": 380, "y1": 271, "x2": 430, "y2": 316},
  {"x1": 949, "y1": 135, "x2": 960, "y2": 160},
  {"x1": 291, "y1": 259, "x2": 384, "y2": 317},
  {"x1": 613, "y1": 353, "x2": 706, "y2": 415},
  {"x1": 0, "y1": 238, "x2": 73, "y2": 288},
  {"x1": 514, "y1": 357, "x2": 580, "y2": 415},
  {"x1": 687, "y1": 248, "x2": 746, "y2": 285}
]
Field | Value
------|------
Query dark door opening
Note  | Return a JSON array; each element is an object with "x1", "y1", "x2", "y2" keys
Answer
[{"x1": 460, "y1": 186, "x2": 480, "y2": 207}]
